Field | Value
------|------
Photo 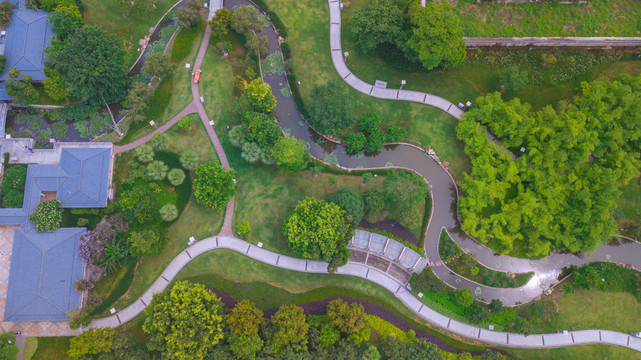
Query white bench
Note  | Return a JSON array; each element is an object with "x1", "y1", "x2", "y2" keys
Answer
[{"x1": 187, "y1": 236, "x2": 196, "y2": 246}]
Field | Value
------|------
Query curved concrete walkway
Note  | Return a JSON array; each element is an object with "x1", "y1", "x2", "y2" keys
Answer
[{"x1": 89, "y1": 235, "x2": 641, "y2": 352}]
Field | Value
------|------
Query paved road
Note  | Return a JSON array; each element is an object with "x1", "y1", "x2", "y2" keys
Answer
[{"x1": 89, "y1": 235, "x2": 641, "y2": 353}]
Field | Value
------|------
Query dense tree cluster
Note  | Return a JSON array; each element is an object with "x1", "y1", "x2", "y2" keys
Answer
[
  {"x1": 457, "y1": 75, "x2": 641, "y2": 257},
  {"x1": 307, "y1": 82, "x2": 355, "y2": 136},
  {"x1": 345, "y1": 110, "x2": 407, "y2": 154},
  {"x1": 193, "y1": 162, "x2": 236, "y2": 210},
  {"x1": 349, "y1": 0, "x2": 465, "y2": 71},
  {"x1": 282, "y1": 197, "x2": 354, "y2": 272}
]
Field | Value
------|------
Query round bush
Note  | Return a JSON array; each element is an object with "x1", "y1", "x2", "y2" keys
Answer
[
  {"x1": 134, "y1": 144, "x2": 154, "y2": 163},
  {"x1": 1, "y1": 166, "x2": 27, "y2": 194},
  {"x1": 178, "y1": 116, "x2": 193, "y2": 130},
  {"x1": 167, "y1": 168, "x2": 186, "y2": 186},
  {"x1": 180, "y1": 151, "x2": 199, "y2": 170},
  {"x1": 30, "y1": 199, "x2": 63, "y2": 232},
  {"x1": 146, "y1": 160, "x2": 168, "y2": 181},
  {"x1": 159, "y1": 203, "x2": 178, "y2": 222},
  {"x1": 2, "y1": 189, "x2": 23, "y2": 208}
]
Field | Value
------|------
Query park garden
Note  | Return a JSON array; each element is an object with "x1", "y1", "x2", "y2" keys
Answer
[{"x1": 6, "y1": 0, "x2": 641, "y2": 359}]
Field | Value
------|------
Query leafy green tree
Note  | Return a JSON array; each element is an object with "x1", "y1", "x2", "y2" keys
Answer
[
  {"x1": 5, "y1": 70, "x2": 38, "y2": 105},
  {"x1": 143, "y1": 52, "x2": 172, "y2": 78},
  {"x1": 489, "y1": 299, "x2": 503, "y2": 313},
  {"x1": 326, "y1": 299, "x2": 367, "y2": 335},
  {"x1": 124, "y1": 80, "x2": 152, "y2": 123},
  {"x1": 385, "y1": 124, "x2": 407, "y2": 143},
  {"x1": 180, "y1": 151, "x2": 199, "y2": 170},
  {"x1": 30, "y1": 200, "x2": 63, "y2": 232},
  {"x1": 178, "y1": 116, "x2": 192, "y2": 131},
  {"x1": 193, "y1": 162, "x2": 236, "y2": 209},
  {"x1": 455, "y1": 289, "x2": 474, "y2": 308},
  {"x1": 308, "y1": 83, "x2": 355, "y2": 136},
  {"x1": 382, "y1": 170, "x2": 428, "y2": 210},
  {"x1": 228, "y1": 300, "x2": 264, "y2": 335},
  {"x1": 0, "y1": 332, "x2": 19, "y2": 360},
  {"x1": 129, "y1": 229, "x2": 164, "y2": 257},
  {"x1": 176, "y1": 0, "x2": 206, "y2": 29},
  {"x1": 228, "y1": 334, "x2": 263, "y2": 360},
  {"x1": 481, "y1": 350, "x2": 506, "y2": 360},
  {"x1": 512, "y1": 317, "x2": 533, "y2": 336},
  {"x1": 43, "y1": 67, "x2": 68, "y2": 101},
  {"x1": 362, "y1": 188, "x2": 385, "y2": 223},
  {"x1": 345, "y1": 133, "x2": 366, "y2": 154},
  {"x1": 364, "y1": 129, "x2": 385, "y2": 153},
  {"x1": 117, "y1": 186, "x2": 159, "y2": 224},
  {"x1": 237, "y1": 220, "x2": 252, "y2": 237},
  {"x1": 143, "y1": 281, "x2": 224, "y2": 360},
  {"x1": 405, "y1": 3, "x2": 465, "y2": 70},
  {"x1": 350, "y1": 0, "x2": 402, "y2": 52},
  {"x1": 243, "y1": 79, "x2": 277, "y2": 113},
  {"x1": 242, "y1": 111, "x2": 281, "y2": 148},
  {"x1": 241, "y1": 141, "x2": 261, "y2": 163},
  {"x1": 573, "y1": 265, "x2": 601, "y2": 290},
  {"x1": 50, "y1": 26, "x2": 128, "y2": 102},
  {"x1": 68, "y1": 328, "x2": 114, "y2": 359},
  {"x1": 48, "y1": 2, "x2": 82, "y2": 41},
  {"x1": 272, "y1": 134, "x2": 310, "y2": 172},
  {"x1": 150, "y1": 133, "x2": 169, "y2": 150},
  {"x1": 328, "y1": 187, "x2": 364, "y2": 225},
  {"x1": 210, "y1": 8, "x2": 234, "y2": 41},
  {"x1": 359, "y1": 110, "x2": 381, "y2": 134},
  {"x1": 134, "y1": 144, "x2": 154, "y2": 163},
  {"x1": 381, "y1": 337, "x2": 444, "y2": 360},
  {"x1": 283, "y1": 197, "x2": 353, "y2": 263},
  {"x1": 159, "y1": 203, "x2": 178, "y2": 222},
  {"x1": 167, "y1": 168, "x2": 186, "y2": 186},
  {"x1": 110, "y1": 331, "x2": 150, "y2": 359},
  {"x1": 232, "y1": 5, "x2": 262, "y2": 35},
  {"x1": 318, "y1": 323, "x2": 340, "y2": 347},
  {"x1": 400, "y1": 205, "x2": 422, "y2": 231},
  {"x1": 146, "y1": 160, "x2": 168, "y2": 181},
  {"x1": 271, "y1": 305, "x2": 309, "y2": 353},
  {"x1": 0, "y1": 1, "x2": 15, "y2": 29}
]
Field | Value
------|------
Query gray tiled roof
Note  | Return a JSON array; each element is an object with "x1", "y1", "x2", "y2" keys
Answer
[
  {"x1": 0, "y1": 1, "x2": 53, "y2": 81},
  {"x1": 58, "y1": 147, "x2": 111, "y2": 208},
  {"x1": 4, "y1": 228, "x2": 84, "y2": 321}
]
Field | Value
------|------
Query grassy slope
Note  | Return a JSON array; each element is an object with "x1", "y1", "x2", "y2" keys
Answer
[
  {"x1": 457, "y1": 0, "x2": 641, "y2": 37},
  {"x1": 81, "y1": 0, "x2": 178, "y2": 67}
]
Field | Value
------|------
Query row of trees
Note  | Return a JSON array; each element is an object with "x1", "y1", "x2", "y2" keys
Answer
[
  {"x1": 457, "y1": 75, "x2": 641, "y2": 257},
  {"x1": 350, "y1": 0, "x2": 466, "y2": 71},
  {"x1": 69, "y1": 280, "x2": 492, "y2": 360}
]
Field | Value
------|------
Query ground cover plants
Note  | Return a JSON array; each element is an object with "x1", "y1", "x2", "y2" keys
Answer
[
  {"x1": 0, "y1": 158, "x2": 26, "y2": 208},
  {"x1": 456, "y1": 0, "x2": 641, "y2": 37},
  {"x1": 438, "y1": 230, "x2": 533, "y2": 288}
]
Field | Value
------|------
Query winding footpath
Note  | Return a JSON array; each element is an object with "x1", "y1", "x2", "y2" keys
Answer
[{"x1": 93, "y1": 0, "x2": 641, "y2": 353}]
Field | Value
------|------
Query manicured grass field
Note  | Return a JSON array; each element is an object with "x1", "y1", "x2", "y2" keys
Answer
[
  {"x1": 617, "y1": 179, "x2": 641, "y2": 241},
  {"x1": 30, "y1": 336, "x2": 70, "y2": 360},
  {"x1": 81, "y1": 0, "x2": 178, "y2": 67},
  {"x1": 457, "y1": 0, "x2": 641, "y2": 37},
  {"x1": 508, "y1": 344, "x2": 641, "y2": 360}
]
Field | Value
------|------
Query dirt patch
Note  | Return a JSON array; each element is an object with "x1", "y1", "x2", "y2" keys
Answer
[{"x1": 359, "y1": 219, "x2": 418, "y2": 245}]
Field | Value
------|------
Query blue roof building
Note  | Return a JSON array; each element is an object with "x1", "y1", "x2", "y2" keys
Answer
[
  {"x1": 0, "y1": 0, "x2": 54, "y2": 100},
  {"x1": 0, "y1": 144, "x2": 113, "y2": 321}
]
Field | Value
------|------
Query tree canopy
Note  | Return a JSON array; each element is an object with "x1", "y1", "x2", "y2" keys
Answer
[
  {"x1": 272, "y1": 134, "x2": 311, "y2": 172},
  {"x1": 308, "y1": 83, "x2": 355, "y2": 136},
  {"x1": 193, "y1": 162, "x2": 236, "y2": 209},
  {"x1": 143, "y1": 281, "x2": 224, "y2": 360},
  {"x1": 283, "y1": 197, "x2": 353, "y2": 263},
  {"x1": 271, "y1": 304, "x2": 309, "y2": 353},
  {"x1": 227, "y1": 300, "x2": 264, "y2": 336},
  {"x1": 67, "y1": 328, "x2": 114, "y2": 359},
  {"x1": 243, "y1": 79, "x2": 277, "y2": 113},
  {"x1": 457, "y1": 75, "x2": 641, "y2": 257},
  {"x1": 350, "y1": 0, "x2": 402, "y2": 52},
  {"x1": 0, "y1": 332, "x2": 19, "y2": 360},
  {"x1": 405, "y1": 3, "x2": 466, "y2": 71},
  {"x1": 50, "y1": 26, "x2": 128, "y2": 102},
  {"x1": 328, "y1": 187, "x2": 364, "y2": 225}
]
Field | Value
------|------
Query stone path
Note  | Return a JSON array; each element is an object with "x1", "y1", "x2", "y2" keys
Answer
[
  {"x1": 464, "y1": 36, "x2": 641, "y2": 48},
  {"x1": 88, "y1": 235, "x2": 641, "y2": 352}
]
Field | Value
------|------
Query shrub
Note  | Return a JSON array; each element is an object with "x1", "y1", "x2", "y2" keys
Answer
[
  {"x1": 129, "y1": 229, "x2": 165, "y2": 257},
  {"x1": 178, "y1": 116, "x2": 192, "y2": 130},
  {"x1": 74, "y1": 279, "x2": 94, "y2": 292},
  {"x1": 77, "y1": 218, "x2": 89, "y2": 227},
  {"x1": 180, "y1": 151, "x2": 199, "y2": 170},
  {"x1": 2, "y1": 189, "x2": 23, "y2": 208},
  {"x1": 159, "y1": 203, "x2": 178, "y2": 222},
  {"x1": 67, "y1": 307, "x2": 92, "y2": 329},
  {"x1": 328, "y1": 187, "x2": 364, "y2": 225},
  {"x1": 237, "y1": 220, "x2": 252, "y2": 236},
  {"x1": 30, "y1": 200, "x2": 63, "y2": 232},
  {"x1": 193, "y1": 162, "x2": 236, "y2": 210},
  {"x1": 117, "y1": 186, "x2": 160, "y2": 224},
  {"x1": 146, "y1": 160, "x2": 169, "y2": 181},
  {"x1": 1, "y1": 166, "x2": 27, "y2": 194},
  {"x1": 167, "y1": 168, "x2": 186, "y2": 186},
  {"x1": 150, "y1": 132, "x2": 169, "y2": 150}
]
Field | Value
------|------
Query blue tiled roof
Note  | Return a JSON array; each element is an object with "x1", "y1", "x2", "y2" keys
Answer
[
  {"x1": 58, "y1": 148, "x2": 111, "y2": 208},
  {"x1": 4, "y1": 228, "x2": 85, "y2": 321},
  {"x1": 0, "y1": 0, "x2": 53, "y2": 81}
]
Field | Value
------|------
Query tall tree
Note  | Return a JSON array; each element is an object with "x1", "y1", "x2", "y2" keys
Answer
[
  {"x1": 143, "y1": 52, "x2": 172, "y2": 78},
  {"x1": 210, "y1": 8, "x2": 234, "y2": 41},
  {"x1": 50, "y1": 26, "x2": 128, "y2": 102},
  {"x1": 271, "y1": 305, "x2": 309, "y2": 353},
  {"x1": 47, "y1": 2, "x2": 82, "y2": 41},
  {"x1": 405, "y1": 3, "x2": 466, "y2": 70},
  {"x1": 328, "y1": 187, "x2": 364, "y2": 225},
  {"x1": 67, "y1": 328, "x2": 114, "y2": 359},
  {"x1": 193, "y1": 162, "x2": 236, "y2": 209},
  {"x1": 350, "y1": 0, "x2": 402, "y2": 52},
  {"x1": 176, "y1": 0, "x2": 206, "y2": 29},
  {"x1": 143, "y1": 281, "x2": 224, "y2": 360},
  {"x1": 282, "y1": 197, "x2": 353, "y2": 263},
  {"x1": 326, "y1": 299, "x2": 367, "y2": 335},
  {"x1": 227, "y1": 300, "x2": 264, "y2": 336},
  {"x1": 308, "y1": 82, "x2": 355, "y2": 136},
  {"x1": 272, "y1": 134, "x2": 310, "y2": 172},
  {"x1": 243, "y1": 79, "x2": 277, "y2": 113}
]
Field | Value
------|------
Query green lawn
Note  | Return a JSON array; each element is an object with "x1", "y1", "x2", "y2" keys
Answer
[
  {"x1": 457, "y1": 0, "x2": 641, "y2": 37},
  {"x1": 30, "y1": 336, "x2": 70, "y2": 360},
  {"x1": 93, "y1": 118, "x2": 223, "y2": 316},
  {"x1": 509, "y1": 344, "x2": 641, "y2": 360},
  {"x1": 81, "y1": 0, "x2": 178, "y2": 67},
  {"x1": 617, "y1": 179, "x2": 641, "y2": 241}
]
